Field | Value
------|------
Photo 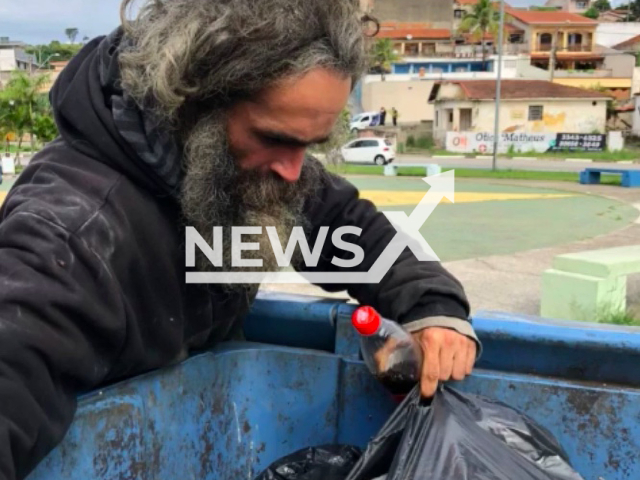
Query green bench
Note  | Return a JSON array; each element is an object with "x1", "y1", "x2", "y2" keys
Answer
[{"x1": 541, "y1": 245, "x2": 640, "y2": 322}]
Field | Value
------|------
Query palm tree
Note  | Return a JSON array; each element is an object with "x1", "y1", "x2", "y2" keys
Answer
[
  {"x1": 457, "y1": 0, "x2": 504, "y2": 70},
  {"x1": 371, "y1": 39, "x2": 401, "y2": 81},
  {"x1": 0, "y1": 71, "x2": 52, "y2": 162},
  {"x1": 65, "y1": 28, "x2": 79, "y2": 44}
]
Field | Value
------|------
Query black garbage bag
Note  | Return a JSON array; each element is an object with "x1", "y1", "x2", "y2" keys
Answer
[
  {"x1": 255, "y1": 444, "x2": 362, "y2": 480},
  {"x1": 256, "y1": 387, "x2": 583, "y2": 480},
  {"x1": 346, "y1": 386, "x2": 584, "y2": 480}
]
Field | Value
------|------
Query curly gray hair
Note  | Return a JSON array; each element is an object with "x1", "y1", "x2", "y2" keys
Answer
[{"x1": 119, "y1": 0, "x2": 370, "y2": 121}]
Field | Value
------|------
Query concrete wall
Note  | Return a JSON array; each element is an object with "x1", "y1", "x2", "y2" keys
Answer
[
  {"x1": 0, "y1": 49, "x2": 16, "y2": 72},
  {"x1": 601, "y1": 46, "x2": 635, "y2": 78},
  {"x1": 434, "y1": 99, "x2": 607, "y2": 140},
  {"x1": 371, "y1": 0, "x2": 453, "y2": 28},
  {"x1": 361, "y1": 80, "x2": 435, "y2": 123},
  {"x1": 633, "y1": 67, "x2": 640, "y2": 95},
  {"x1": 596, "y1": 23, "x2": 640, "y2": 47}
]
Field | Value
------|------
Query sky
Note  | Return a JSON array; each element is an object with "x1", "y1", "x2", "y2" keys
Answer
[{"x1": 0, "y1": 0, "x2": 631, "y2": 46}]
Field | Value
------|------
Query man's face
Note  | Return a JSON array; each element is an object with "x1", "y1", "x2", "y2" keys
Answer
[
  {"x1": 226, "y1": 68, "x2": 352, "y2": 183},
  {"x1": 179, "y1": 68, "x2": 350, "y2": 289}
]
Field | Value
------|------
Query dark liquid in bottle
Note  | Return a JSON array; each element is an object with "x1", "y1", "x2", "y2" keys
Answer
[{"x1": 375, "y1": 361, "x2": 419, "y2": 395}]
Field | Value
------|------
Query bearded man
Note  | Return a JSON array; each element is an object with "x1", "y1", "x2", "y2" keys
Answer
[{"x1": 0, "y1": 1, "x2": 479, "y2": 478}]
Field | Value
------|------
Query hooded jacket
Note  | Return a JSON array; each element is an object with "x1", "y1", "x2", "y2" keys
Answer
[{"x1": 0, "y1": 36, "x2": 474, "y2": 479}]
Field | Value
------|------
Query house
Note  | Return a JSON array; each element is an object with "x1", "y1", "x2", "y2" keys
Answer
[
  {"x1": 428, "y1": 79, "x2": 609, "y2": 144},
  {"x1": 544, "y1": 0, "x2": 592, "y2": 14},
  {"x1": 0, "y1": 38, "x2": 38, "y2": 85},
  {"x1": 365, "y1": 0, "x2": 453, "y2": 29},
  {"x1": 613, "y1": 34, "x2": 640, "y2": 53},
  {"x1": 507, "y1": 9, "x2": 600, "y2": 71},
  {"x1": 360, "y1": 55, "x2": 523, "y2": 124},
  {"x1": 377, "y1": 23, "x2": 453, "y2": 57},
  {"x1": 598, "y1": 9, "x2": 631, "y2": 23}
]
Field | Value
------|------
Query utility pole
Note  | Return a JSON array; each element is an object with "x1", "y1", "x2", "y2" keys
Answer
[
  {"x1": 550, "y1": 27, "x2": 559, "y2": 82},
  {"x1": 491, "y1": 0, "x2": 505, "y2": 171}
]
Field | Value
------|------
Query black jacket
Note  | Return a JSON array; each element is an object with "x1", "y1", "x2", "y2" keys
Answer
[{"x1": 0, "y1": 38, "x2": 470, "y2": 479}]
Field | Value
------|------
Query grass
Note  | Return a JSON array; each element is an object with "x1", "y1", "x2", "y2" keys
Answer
[
  {"x1": 597, "y1": 310, "x2": 640, "y2": 327},
  {"x1": 506, "y1": 149, "x2": 639, "y2": 162},
  {"x1": 325, "y1": 164, "x2": 622, "y2": 184},
  {"x1": 3, "y1": 144, "x2": 35, "y2": 154},
  {"x1": 398, "y1": 148, "x2": 640, "y2": 162}
]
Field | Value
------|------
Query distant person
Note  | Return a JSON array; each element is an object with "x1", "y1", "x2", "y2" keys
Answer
[
  {"x1": 392, "y1": 107, "x2": 398, "y2": 127},
  {"x1": 380, "y1": 106, "x2": 387, "y2": 126}
]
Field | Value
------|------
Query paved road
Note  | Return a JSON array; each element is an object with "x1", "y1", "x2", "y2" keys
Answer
[{"x1": 396, "y1": 154, "x2": 639, "y2": 173}]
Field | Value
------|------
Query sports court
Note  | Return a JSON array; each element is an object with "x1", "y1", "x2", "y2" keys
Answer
[
  {"x1": 1, "y1": 174, "x2": 636, "y2": 263},
  {"x1": 348, "y1": 175, "x2": 637, "y2": 262}
]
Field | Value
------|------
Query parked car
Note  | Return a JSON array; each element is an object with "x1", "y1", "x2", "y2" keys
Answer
[
  {"x1": 349, "y1": 112, "x2": 380, "y2": 132},
  {"x1": 341, "y1": 138, "x2": 395, "y2": 165}
]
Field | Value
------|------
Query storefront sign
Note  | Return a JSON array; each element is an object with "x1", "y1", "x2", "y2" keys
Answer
[
  {"x1": 551, "y1": 133, "x2": 606, "y2": 152},
  {"x1": 446, "y1": 131, "x2": 607, "y2": 153}
]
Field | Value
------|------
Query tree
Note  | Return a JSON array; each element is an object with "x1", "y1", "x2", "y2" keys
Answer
[
  {"x1": 312, "y1": 107, "x2": 353, "y2": 166},
  {"x1": 26, "y1": 40, "x2": 82, "y2": 64},
  {"x1": 583, "y1": 6, "x2": 600, "y2": 18},
  {"x1": 370, "y1": 39, "x2": 401, "y2": 81},
  {"x1": 31, "y1": 114, "x2": 58, "y2": 144},
  {"x1": 0, "y1": 71, "x2": 53, "y2": 162},
  {"x1": 593, "y1": 0, "x2": 611, "y2": 11},
  {"x1": 457, "y1": 0, "x2": 504, "y2": 70},
  {"x1": 65, "y1": 28, "x2": 79, "y2": 44}
]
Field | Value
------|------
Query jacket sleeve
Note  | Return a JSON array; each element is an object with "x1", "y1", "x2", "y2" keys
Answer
[
  {"x1": 0, "y1": 211, "x2": 125, "y2": 480},
  {"x1": 299, "y1": 166, "x2": 474, "y2": 335}
]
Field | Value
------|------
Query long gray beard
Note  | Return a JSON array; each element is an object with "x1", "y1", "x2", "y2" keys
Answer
[{"x1": 179, "y1": 112, "x2": 322, "y2": 294}]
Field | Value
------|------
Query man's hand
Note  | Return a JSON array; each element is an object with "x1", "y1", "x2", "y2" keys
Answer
[{"x1": 413, "y1": 327, "x2": 476, "y2": 398}]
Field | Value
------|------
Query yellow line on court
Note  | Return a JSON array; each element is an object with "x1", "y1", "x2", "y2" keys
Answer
[
  {"x1": 360, "y1": 190, "x2": 575, "y2": 207},
  {"x1": 0, "y1": 191, "x2": 575, "y2": 209}
]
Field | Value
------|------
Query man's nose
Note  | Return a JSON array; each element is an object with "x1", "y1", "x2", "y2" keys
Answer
[{"x1": 270, "y1": 147, "x2": 306, "y2": 183}]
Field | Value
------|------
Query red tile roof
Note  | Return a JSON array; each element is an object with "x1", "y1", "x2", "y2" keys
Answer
[
  {"x1": 613, "y1": 33, "x2": 640, "y2": 49},
  {"x1": 448, "y1": 80, "x2": 609, "y2": 100},
  {"x1": 506, "y1": 8, "x2": 597, "y2": 25},
  {"x1": 377, "y1": 28, "x2": 452, "y2": 40}
]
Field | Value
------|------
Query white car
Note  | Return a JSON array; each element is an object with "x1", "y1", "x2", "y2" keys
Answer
[
  {"x1": 341, "y1": 138, "x2": 395, "y2": 165},
  {"x1": 349, "y1": 112, "x2": 380, "y2": 132}
]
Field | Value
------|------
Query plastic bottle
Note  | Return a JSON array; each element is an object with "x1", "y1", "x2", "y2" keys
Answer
[{"x1": 351, "y1": 305, "x2": 423, "y2": 396}]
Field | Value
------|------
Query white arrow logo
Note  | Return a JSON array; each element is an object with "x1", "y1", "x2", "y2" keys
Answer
[{"x1": 186, "y1": 170, "x2": 454, "y2": 284}]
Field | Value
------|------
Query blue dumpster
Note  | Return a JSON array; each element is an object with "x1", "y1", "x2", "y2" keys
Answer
[{"x1": 28, "y1": 292, "x2": 640, "y2": 480}]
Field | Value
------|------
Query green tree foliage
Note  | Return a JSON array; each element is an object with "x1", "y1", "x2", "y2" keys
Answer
[
  {"x1": 0, "y1": 71, "x2": 57, "y2": 161},
  {"x1": 370, "y1": 39, "x2": 401, "y2": 81},
  {"x1": 26, "y1": 40, "x2": 82, "y2": 66},
  {"x1": 583, "y1": 7, "x2": 600, "y2": 19},
  {"x1": 593, "y1": 0, "x2": 611, "y2": 11},
  {"x1": 458, "y1": 0, "x2": 504, "y2": 70}
]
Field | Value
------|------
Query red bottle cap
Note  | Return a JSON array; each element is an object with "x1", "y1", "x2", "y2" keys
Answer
[{"x1": 351, "y1": 306, "x2": 381, "y2": 336}]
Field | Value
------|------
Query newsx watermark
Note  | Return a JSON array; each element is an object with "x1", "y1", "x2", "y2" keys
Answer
[{"x1": 185, "y1": 171, "x2": 454, "y2": 284}]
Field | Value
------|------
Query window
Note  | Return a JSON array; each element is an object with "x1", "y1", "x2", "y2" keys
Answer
[
  {"x1": 449, "y1": 110, "x2": 454, "y2": 123},
  {"x1": 576, "y1": 1, "x2": 588, "y2": 9},
  {"x1": 528, "y1": 105, "x2": 544, "y2": 121},
  {"x1": 454, "y1": 9, "x2": 465, "y2": 18},
  {"x1": 362, "y1": 140, "x2": 379, "y2": 147}
]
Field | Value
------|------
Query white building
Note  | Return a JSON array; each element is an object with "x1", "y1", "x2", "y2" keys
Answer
[{"x1": 0, "y1": 38, "x2": 38, "y2": 85}]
